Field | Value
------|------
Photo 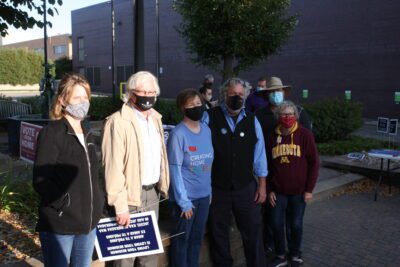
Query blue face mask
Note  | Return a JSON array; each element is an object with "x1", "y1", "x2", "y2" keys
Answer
[{"x1": 268, "y1": 91, "x2": 284, "y2": 105}]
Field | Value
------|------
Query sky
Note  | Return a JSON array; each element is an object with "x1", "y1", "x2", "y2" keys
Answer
[{"x1": 2, "y1": 0, "x2": 107, "y2": 45}]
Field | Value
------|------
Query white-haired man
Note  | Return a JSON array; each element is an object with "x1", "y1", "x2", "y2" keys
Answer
[{"x1": 102, "y1": 71, "x2": 169, "y2": 267}]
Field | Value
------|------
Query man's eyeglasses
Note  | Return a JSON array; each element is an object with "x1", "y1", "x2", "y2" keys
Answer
[{"x1": 134, "y1": 90, "x2": 157, "y2": 96}]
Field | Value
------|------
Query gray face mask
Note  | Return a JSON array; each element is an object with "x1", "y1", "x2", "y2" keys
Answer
[{"x1": 65, "y1": 101, "x2": 90, "y2": 120}]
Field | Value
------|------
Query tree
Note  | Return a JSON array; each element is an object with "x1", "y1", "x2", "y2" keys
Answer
[
  {"x1": 173, "y1": 0, "x2": 298, "y2": 80},
  {"x1": 54, "y1": 56, "x2": 72, "y2": 79},
  {"x1": 0, "y1": 0, "x2": 63, "y2": 37}
]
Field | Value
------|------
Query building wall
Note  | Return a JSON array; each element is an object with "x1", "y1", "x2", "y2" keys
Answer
[
  {"x1": 72, "y1": 0, "x2": 400, "y2": 118},
  {"x1": 2, "y1": 34, "x2": 72, "y2": 61}
]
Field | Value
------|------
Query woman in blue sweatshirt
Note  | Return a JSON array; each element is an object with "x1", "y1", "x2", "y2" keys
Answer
[{"x1": 167, "y1": 89, "x2": 214, "y2": 267}]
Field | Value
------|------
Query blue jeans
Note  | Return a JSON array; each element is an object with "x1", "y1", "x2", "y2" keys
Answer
[
  {"x1": 39, "y1": 229, "x2": 96, "y2": 267},
  {"x1": 169, "y1": 196, "x2": 210, "y2": 267},
  {"x1": 269, "y1": 193, "x2": 306, "y2": 257}
]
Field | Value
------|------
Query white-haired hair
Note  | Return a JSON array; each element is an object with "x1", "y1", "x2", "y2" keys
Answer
[
  {"x1": 123, "y1": 71, "x2": 160, "y2": 103},
  {"x1": 219, "y1": 77, "x2": 251, "y2": 103},
  {"x1": 274, "y1": 101, "x2": 299, "y2": 120}
]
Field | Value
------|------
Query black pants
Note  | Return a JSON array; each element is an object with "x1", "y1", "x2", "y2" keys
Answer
[{"x1": 208, "y1": 181, "x2": 265, "y2": 267}]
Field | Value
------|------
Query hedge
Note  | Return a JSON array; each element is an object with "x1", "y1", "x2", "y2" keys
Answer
[
  {"x1": 304, "y1": 99, "x2": 363, "y2": 143},
  {"x1": 0, "y1": 48, "x2": 48, "y2": 85},
  {"x1": 19, "y1": 96, "x2": 182, "y2": 125}
]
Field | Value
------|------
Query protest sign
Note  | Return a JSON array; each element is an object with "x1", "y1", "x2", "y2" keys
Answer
[
  {"x1": 95, "y1": 211, "x2": 164, "y2": 261},
  {"x1": 20, "y1": 122, "x2": 42, "y2": 163},
  {"x1": 389, "y1": 119, "x2": 398, "y2": 136},
  {"x1": 377, "y1": 117, "x2": 389, "y2": 133}
]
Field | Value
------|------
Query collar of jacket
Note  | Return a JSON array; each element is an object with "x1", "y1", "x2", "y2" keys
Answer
[{"x1": 61, "y1": 116, "x2": 90, "y2": 137}]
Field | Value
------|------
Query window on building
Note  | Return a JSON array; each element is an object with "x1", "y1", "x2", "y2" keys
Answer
[
  {"x1": 78, "y1": 67, "x2": 85, "y2": 76},
  {"x1": 34, "y1": 48, "x2": 44, "y2": 54},
  {"x1": 86, "y1": 67, "x2": 101, "y2": 86},
  {"x1": 78, "y1": 37, "x2": 85, "y2": 61},
  {"x1": 116, "y1": 65, "x2": 134, "y2": 85},
  {"x1": 53, "y1": 45, "x2": 67, "y2": 55}
]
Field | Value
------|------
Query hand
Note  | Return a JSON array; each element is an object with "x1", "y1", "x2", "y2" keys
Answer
[
  {"x1": 181, "y1": 208, "x2": 194, "y2": 220},
  {"x1": 304, "y1": 192, "x2": 313, "y2": 202},
  {"x1": 268, "y1": 192, "x2": 277, "y2": 207},
  {"x1": 254, "y1": 184, "x2": 267, "y2": 204},
  {"x1": 116, "y1": 211, "x2": 130, "y2": 227}
]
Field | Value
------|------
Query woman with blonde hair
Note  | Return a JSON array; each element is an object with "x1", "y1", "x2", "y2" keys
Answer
[{"x1": 33, "y1": 73, "x2": 104, "y2": 267}]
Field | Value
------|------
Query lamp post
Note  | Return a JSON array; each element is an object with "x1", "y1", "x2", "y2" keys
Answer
[
  {"x1": 133, "y1": 0, "x2": 144, "y2": 72},
  {"x1": 41, "y1": 0, "x2": 54, "y2": 118},
  {"x1": 111, "y1": 0, "x2": 116, "y2": 102},
  {"x1": 156, "y1": 0, "x2": 160, "y2": 81}
]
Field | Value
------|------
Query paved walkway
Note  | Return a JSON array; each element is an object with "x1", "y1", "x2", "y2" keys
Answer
[{"x1": 301, "y1": 192, "x2": 400, "y2": 267}]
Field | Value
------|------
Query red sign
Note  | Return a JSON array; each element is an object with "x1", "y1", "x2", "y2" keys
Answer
[{"x1": 20, "y1": 122, "x2": 43, "y2": 163}]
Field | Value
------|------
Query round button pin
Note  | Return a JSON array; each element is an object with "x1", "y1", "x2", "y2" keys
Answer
[{"x1": 240, "y1": 132, "x2": 245, "y2": 137}]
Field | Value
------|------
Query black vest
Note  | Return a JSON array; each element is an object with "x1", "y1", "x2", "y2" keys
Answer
[{"x1": 208, "y1": 107, "x2": 257, "y2": 190}]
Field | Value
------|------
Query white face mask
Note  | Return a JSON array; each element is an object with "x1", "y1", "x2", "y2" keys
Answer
[
  {"x1": 205, "y1": 95, "x2": 212, "y2": 102},
  {"x1": 65, "y1": 101, "x2": 90, "y2": 120}
]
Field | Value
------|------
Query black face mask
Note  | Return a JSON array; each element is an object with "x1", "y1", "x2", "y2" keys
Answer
[
  {"x1": 184, "y1": 105, "x2": 205, "y2": 121},
  {"x1": 134, "y1": 94, "x2": 156, "y2": 111},
  {"x1": 226, "y1": 95, "x2": 244, "y2": 111}
]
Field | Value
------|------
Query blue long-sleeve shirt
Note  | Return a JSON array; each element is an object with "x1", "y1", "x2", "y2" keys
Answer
[
  {"x1": 202, "y1": 104, "x2": 268, "y2": 178},
  {"x1": 167, "y1": 122, "x2": 214, "y2": 212}
]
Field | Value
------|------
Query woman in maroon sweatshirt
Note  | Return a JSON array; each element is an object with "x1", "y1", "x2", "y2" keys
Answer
[{"x1": 267, "y1": 101, "x2": 319, "y2": 267}]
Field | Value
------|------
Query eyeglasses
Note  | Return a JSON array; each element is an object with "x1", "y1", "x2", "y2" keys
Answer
[
  {"x1": 280, "y1": 113, "x2": 295, "y2": 117},
  {"x1": 134, "y1": 90, "x2": 157, "y2": 96}
]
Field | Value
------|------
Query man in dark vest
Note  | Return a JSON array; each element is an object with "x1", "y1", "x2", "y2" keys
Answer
[{"x1": 202, "y1": 77, "x2": 267, "y2": 267}]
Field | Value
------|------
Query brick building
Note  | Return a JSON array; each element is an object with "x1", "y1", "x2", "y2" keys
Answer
[
  {"x1": 2, "y1": 33, "x2": 72, "y2": 61},
  {"x1": 71, "y1": 0, "x2": 400, "y2": 118}
]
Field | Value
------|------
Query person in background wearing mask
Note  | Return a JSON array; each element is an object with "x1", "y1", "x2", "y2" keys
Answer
[
  {"x1": 199, "y1": 85, "x2": 214, "y2": 109},
  {"x1": 102, "y1": 71, "x2": 169, "y2": 267},
  {"x1": 33, "y1": 74, "x2": 104, "y2": 267},
  {"x1": 167, "y1": 89, "x2": 214, "y2": 267},
  {"x1": 267, "y1": 101, "x2": 319, "y2": 267},
  {"x1": 202, "y1": 78, "x2": 268, "y2": 267},
  {"x1": 245, "y1": 76, "x2": 269, "y2": 113},
  {"x1": 256, "y1": 76, "x2": 312, "y2": 138},
  {"x1": 255, "y1": 76, "x2": 312, "y2": 260},
  {"x1": 202, "y1": 74, "x2": 214, "y2": 89}
]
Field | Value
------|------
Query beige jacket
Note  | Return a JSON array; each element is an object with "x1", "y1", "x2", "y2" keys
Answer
[{"x1": 102, "y1": 103, "x2": 169, "y2": 214}]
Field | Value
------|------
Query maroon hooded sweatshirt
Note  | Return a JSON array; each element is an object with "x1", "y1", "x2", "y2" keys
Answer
[{"x1": 267, "y1": 123, "x2": 319, "y2": 195}]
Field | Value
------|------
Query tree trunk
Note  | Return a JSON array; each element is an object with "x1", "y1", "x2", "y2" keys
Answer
[{"x1": 222, "y1": 54, "x2": 234, "y2": 81}]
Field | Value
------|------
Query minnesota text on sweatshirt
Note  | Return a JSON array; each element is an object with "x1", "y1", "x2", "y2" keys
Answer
[{"x1": 267, "y1": 123, "x2": 319, "y2": 195}]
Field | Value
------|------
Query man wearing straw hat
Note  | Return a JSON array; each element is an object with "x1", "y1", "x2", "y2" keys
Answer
[
  {"x1": 255, "y1": 76, "x2": 311, "y2": 265},
  {"x1": 256, "y1": 76, "x2": 312, "y2": 140}
]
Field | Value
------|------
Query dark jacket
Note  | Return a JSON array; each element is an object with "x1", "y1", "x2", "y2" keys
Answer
[{"x1": 33, "y1": 117, "x2": 104, "y2": 234}]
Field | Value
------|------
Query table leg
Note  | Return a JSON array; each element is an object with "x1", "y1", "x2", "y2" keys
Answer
[
  {"x1": 387, "y1": 159, "x2": 391, "y2": 194},
  {"x1": 374, "y1": 158, "x2": 384, "y2": 201}
]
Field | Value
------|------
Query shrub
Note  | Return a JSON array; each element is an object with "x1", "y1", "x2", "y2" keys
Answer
[
  {"x1": 0, "y1": 164, "x2": 39, "y2": 223},
  {"x1": 89, "y1": 97, "x2": 123, "y2": 120},
  {"x1": 304, "y1": 99, "x2": 363, "y2": 142},
  {"x1": 19, "y1": 96, "x2": 43, "y2": 114},
  {"x1": 154, "y1": 98, "x2": 182, "y2": 125},
  {"x1": 0, "y1": 48, "x2": 54, "y2": 85},
  {"x1": 317, "y1": 136, "x2": 399, "y2": 155},
  {"x1": 54, "y1": 56, "x2": 72, "y2": 79}
]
